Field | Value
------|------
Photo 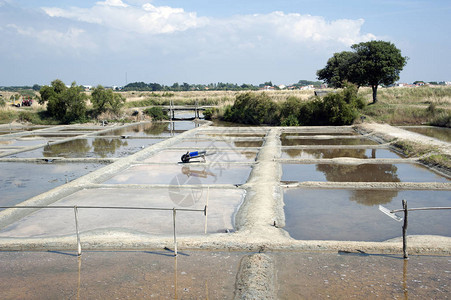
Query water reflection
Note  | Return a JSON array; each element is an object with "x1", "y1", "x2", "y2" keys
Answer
[
  {"x1": 181, "y1": 166, "x2": 217, "y2": 179},
  {"x1": 44, "y1": 139, "x2": 91, "y2": 158},
  {"x1": 281, "y1": 137, "x2": 378, "y2": 146},
  {"x1": 403, "y1": 126, "x2": 451, "y2": 143},
  {"x1": 316, "y1": 164, "x2": 401, "y2": 183},
  {"x1": 283, "y1": 148, "x2": 382, "y2": 159},
  {"x1": 91, "y1": 138, "x2": 128, "y2": 158},
  {"x1": 349, "y1": 189, "x2": 399, "y2": 206}
]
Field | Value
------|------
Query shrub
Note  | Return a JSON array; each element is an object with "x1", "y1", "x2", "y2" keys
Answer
[
  {"x1": 223, "y1": 92, "x2": 280, "y2": 125},
  {"x1": 144, "y1": 107, "x2": 169, "y2": 121}
]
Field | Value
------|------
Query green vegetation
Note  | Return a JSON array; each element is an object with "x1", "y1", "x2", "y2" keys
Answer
[
  {"x1": 91, "y1": 85, "x2": 126, "y2": 115},
  {"x1": 317, "y1": 40, "x2": 408, "y2": 103},
  {"x1": 223, "y1": 84, "x2": 365, "y2": 126},
  {"x1": 393, "y1": 140, "x2": 450, "y2": 170},
  {"x1": 143, "y1": 107, "x2": 169, "y2": 121},
  {"x1": 39, "y1": 80, "x2": 88, "y2": 123}
]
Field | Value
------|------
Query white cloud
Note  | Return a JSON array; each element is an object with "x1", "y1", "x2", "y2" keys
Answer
[{"x1": 42, "y1": 1, "x2": 209, "y2": 34}]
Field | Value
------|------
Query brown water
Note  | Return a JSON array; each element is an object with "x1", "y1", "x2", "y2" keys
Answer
[
  {"x1": 104, "y1": 164, "x2": 252, "y2": 185},
  {"x1": 281, "y1": 163, "x2": 449, "y2": 183},
  {"x1": 281, "y1": 148, "x2": 403, "y2": 159},
  {"x1": 276, "y1": 252, "x2": 451, "y2": 299},
  {"x1": 0, "y1": 162, "x2": 107, "y2": 208},
  {"x1": 1, "y1": 251, "x2": 448, "y2": 299},
  {"x1": 8, "y1": 137, "x2": 164, "y2": 158},
  {"x1": 402, "y1": 126, "x2": 451, "y2": 143},
  {"x1": 0, "y1": 251, "x2": 241, "y2": 299},
  {"x1": 283, "y1": 189, "x2": 451, "y2": 241}
]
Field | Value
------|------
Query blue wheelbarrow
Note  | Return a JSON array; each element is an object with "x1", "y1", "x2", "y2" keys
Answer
[{"x1": 181, "y1": 150, "x2": 207, "y2": 163}]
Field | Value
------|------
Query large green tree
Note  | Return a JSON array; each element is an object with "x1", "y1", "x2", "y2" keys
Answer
[
  {"x1": 39, "y1": 79, "x2": 87, "y2": 123},
  {"x1": 316, "y1": 51, "x2": 359, "y2": 88},
  {"x1": 91, "y1": 85, "x2": 126, "y2": 115},
  {"x1": 317, "y1": 40, "x2": 408, "y2": 103}
]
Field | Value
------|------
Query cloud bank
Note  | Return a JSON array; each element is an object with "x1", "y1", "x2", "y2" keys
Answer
[{"x1": 0, "y1": 0, "x2": 377, "y2": 85}]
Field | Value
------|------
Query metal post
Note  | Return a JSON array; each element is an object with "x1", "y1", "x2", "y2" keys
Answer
[
  {"x1": 173, "y1": 208, "x2": 177, "y2": 257},
  {"x1": 74, "y1": 206, "x2": 82, "y2": 256},
  {"x1": 402, "y1": 199, "x2": 408, "y2": 259},
  {"x1": 204, "y1": 187, "x2": 209, "y2": 234}
]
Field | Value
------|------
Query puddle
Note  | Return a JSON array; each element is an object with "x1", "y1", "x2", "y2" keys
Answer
[
  {"x1": 0, "y1": 251, "x2": 241, "y2": 299},
  {"x1": 283, "y1": 189, "x2": 451, "y2": 241},
  {"x1": 281, "y1": 148, "x2": 402, "y2": 159},
  {"x1": 275, "y1": 252, "x2": 451, "y2": 299},
  {"x1": 143, "y1": 150, "x2": 257, "y2": 163},
  {"x1": 0, "y1": 188, "x2": 245, "y2": 237},
  {"x1": 402, "y1": 126, "x2": 451, "y2": 143},
  {"x1": 281, "y1": 137, "x2": 379, "y2": 146},
  {"x1": 8, "y1": 137, "x2": 164, "y2": 158},
  {"x1": 0, "y1": 162, "x2": 107, "y2": 208},
  {"x1": 281, "y1": 163, "x2": 449, "y2": 183},
  {"x1": 104, "y1": 164, "x2": 252, "y2": 185}
]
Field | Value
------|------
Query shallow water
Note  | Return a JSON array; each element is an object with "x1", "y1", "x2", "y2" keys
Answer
[
  {"x1": 98, "y1": 121, "x2": 199, "y2": 137},
  {"x1": 8, "y1": 137, "x2": 164, "y2": 158},
  {"x1": 0, "y1": 251, "x2": 241, "y2": 299},
  {"x1": 402, "y1": 126, "x2": 451, "y2": 143},
  {"x1": 104, "y1": 164, "x2": 252, "y2": 185},
  {"x1": 281, "y1": 148, "x2": 402, "y2": 159},
  {"x1": 0, "y1": 162, "x2": 107, "y2": 208},
  {"x1": 283, "y1": 189, "x2": 451, "y2": 241},
  {"x1": 0, "y1": 188, "x2": 245, "y2": 237},
  {"x1": 276, "y1": 252, "x2": 451, "y2": 299},
  {"x1": 281, "y1": 163, "x2": 449, "y2": 183},
  {"x1": 143, "y1": 149, "x2": 257, "y2": 163},
  {"x1": 281, "y1": 137, "x2": 379, "y2": 146}
]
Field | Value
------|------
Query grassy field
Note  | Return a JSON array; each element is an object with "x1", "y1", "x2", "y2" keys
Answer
[{"x1": 1, "y1": 86, "x2": 450, "y2": 126}]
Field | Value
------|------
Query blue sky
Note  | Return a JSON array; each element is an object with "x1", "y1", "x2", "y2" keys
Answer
[{"x1": 1, "y1": 0, "x2": 450, "y2": 86}]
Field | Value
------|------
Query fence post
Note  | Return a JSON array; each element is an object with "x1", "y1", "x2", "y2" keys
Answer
[
  {"x1": 173, "y1": 208, "x2": 177, "y2": 257},
  {"x1": 74, "y1": 206, "x2": 82, "y2": 256},
  {"x1": 402, "y1": 199, "x2": 408, "y2": 259}
]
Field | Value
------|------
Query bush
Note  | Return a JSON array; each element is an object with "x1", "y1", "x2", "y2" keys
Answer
[
  {"x1": 223, "y1": 92, "x2": 280, "y2": 125},
  {"x1": 144, "y1": 107, "x2": 169, "y2": 121}
]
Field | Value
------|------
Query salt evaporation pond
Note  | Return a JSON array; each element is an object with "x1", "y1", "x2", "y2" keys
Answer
[{"x1": 283, "y1": 189, "x2": 451, "y2": 241}]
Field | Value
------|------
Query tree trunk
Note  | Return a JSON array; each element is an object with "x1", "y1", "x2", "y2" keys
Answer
[{"x1": 372, "y1": 85, "x2": 378, "y2": 104}]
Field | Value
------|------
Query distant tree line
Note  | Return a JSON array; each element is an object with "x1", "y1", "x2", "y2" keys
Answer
[{"x1": 121, "y1": 80, "x2": 323, "y2": 91}]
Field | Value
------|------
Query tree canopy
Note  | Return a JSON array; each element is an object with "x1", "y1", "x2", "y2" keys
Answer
[
  {"x1": 91, "y1": 85, "x2": 126, "y2": 115},
  {"x1": 39, "y1": 80, "x2": 87, "y2": 123},
  {"x1": 317, "y1": 40, "x2": 408, "y2": 103}
]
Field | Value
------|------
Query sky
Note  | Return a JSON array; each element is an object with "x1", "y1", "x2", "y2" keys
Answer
[{"x1": 1, "y1": 0, "x2": 450, "y2": 86}]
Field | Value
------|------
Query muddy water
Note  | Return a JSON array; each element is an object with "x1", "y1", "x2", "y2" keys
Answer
[
  {"x1": 104, "y1": 164, "x2": 252, "y2": 185},
  {"x1": 0, "y1": 251, "x2": 241, "y2": 299},
  {"x1": 276, "y1": 252, "x2": 450, "y2": 299},
  {"x1": 402, "y1": 126, "x2": 451, "y2": 143},
  {"x1": 283, "y1": 189, "x2": 451, "y2": 241},
  {"x1": 1, "y1": 251, "x2": 448, "y2": 299},
  {"x1": 281, "y1": 148, "x2": 403, "y2": 159},
  {"x1": 8, "y1": 137, "x2": 164, "y2": 158},
  {"x1": 0, "y1": 162, "x2": 107, "y2": 208},
  {"x1": 281, "y1": 163, "x2": 450, "y2": 183}
]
